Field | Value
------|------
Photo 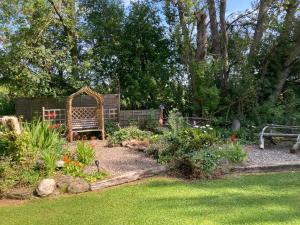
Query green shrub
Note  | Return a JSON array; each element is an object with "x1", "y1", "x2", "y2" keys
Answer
[
  {"x1": 76, "y1": 141, "x2": 95, "y2": 165},
  {"x1": 148, "y1": 125, "x2": 223, "y2": 177},
  {"x1": 23, "y1": 120, "x2": 65, "y2": 175},
  {"x1": 105, "y1": 121, "x2": 120, "y2": 136},
  {"x1": 167, "y1": 111, "x2": 187, "y2": 134},
  {"x1": 23, "y1": 120, "x2": 65, "y2": 153},
  {"x1": 0, "y1": 159, "x2": 40, "y2": 193},
  {"x1": 0, "y1": 131, "x2": 34, "y2": 163},
  {"x1": 108, "y1": 126, "x2": 151, "y2": 145},
  {"x1": 221, "y1": 143, "x2": 247, "y2": 164},
  {"x1": 192, "y1": 150, "x2": 220, "y2": 175},
  {"x1": 0, "y1": 87, "x2": 15, "y2": 116}
]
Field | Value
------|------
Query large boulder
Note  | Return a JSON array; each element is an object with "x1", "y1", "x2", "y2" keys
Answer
[
  {"x1": 54, "y1": 174, "x2": 74, "y2": 192},
  {"x1": 36, "y1": 178, "x2": 56, "y2": 197},
  {"x1": 67, "y1": 178, "x2": 90, "y2": 194},
  {"x1": 0, "y1": 116, "x2": 21, "y2": 135}
]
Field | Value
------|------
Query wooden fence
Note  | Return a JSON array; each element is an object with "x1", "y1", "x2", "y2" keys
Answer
[
  {"x1": 42, "y1": 107, "x2": 160, "y2": 127},
  {"x1": 15, "y1": 94, "x2": 120, "y2": 121}
]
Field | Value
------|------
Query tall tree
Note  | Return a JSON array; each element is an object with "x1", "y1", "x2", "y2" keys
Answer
[
  {"x1": 207, "y1": 0, "x2": 220, "y2": 57},
  {"x1": 249, "y1": 0, "x2": 274, "y2": 57}
]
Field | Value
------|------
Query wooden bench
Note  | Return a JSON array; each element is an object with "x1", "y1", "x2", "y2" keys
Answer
[
  {"x1": 259, "y1": 124, "x2": 300, "y2": 149},
  {"x1": 72, "y1": 118, "x2": 99, "y2": 133}
]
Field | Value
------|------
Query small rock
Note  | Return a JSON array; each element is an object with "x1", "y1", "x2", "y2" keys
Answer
[
  {"x1": 36, "y1": 178, "x2": 56, "y2": 197},
  {"x1": 67, "y1": 178, "x2": 90, "y2": 194},
  {"x1": 5, "y1": 187, "x2": 34, "y2": 200},
  {"x1": 219, "y1": 157, "x2": 230, "y2": 166},
  {"x1": 36, "y1": 159, "x2": 44, "y2": 169},
  {"x1": 55, "y1": 160, "x2": 65, "y2": 168}
]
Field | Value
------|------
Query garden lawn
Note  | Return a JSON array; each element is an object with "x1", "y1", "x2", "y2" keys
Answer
[{"x1": 1, "y1": 172, "x2": 300, "y2": 225}]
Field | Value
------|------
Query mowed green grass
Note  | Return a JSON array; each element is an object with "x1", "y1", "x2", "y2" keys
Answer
[{"x1": 1, "y1": 172, "x2": 300, "y2": 225}]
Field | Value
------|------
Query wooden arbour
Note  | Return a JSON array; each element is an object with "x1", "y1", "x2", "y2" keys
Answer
[{"x1": 66, "y1": 86, "x2": 105, "y2": 141}]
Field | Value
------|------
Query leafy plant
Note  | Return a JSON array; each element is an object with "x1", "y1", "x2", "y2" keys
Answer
[
  {"x1": 192, "y1": 150, "x2": 220, "y2": 175},
  {"x1": 105, "y1": 121, "x2": 120, "y2": 136},
  {"x1": 221, "y1": 143, "x2": 247, "y2": 164},
  {"x1": 76, "y1": 141, "x2": 95, "y2": 165},
  {"x1": 108, "y1": 126, "x2": 151, "y2": 145},
  {"x1": 0, "y1": 131, "x2": 33, "y2": 163},
  {"x1": 23, "y1": 120, "x2": 65, "y2": 175},
  {"x1": 82, "y1": 171, "x2": 108, "y2": 183},
  {"x1": 63, "y1": 159, "x2": 84, "y2": 177},
  {"x1": 167, "y1": 111, "x2": 187, "y2": 135},
  {"x1": 23, "y1": 119, "x2": 65, "y2": 153}
]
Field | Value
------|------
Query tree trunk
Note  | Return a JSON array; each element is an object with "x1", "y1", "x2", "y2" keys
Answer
[
  {"x1": 207, "y1": 0, "x2": 220, "y2": 58},
  {"x1": 249, "y1": 0, "x2": 273, "y2": 57},
  {"x1": 195, "y1": 10, "x2": 207, "y2": 62},
  {"x1": 177, "y1": 0, "x2": 192, "y2": 65},
  {"x1": 219, "y1": 0, "x2": 229, "y2": 91},
  {"x1": 270, "y1": 43, "x2": 300, "y2": 102},
  {"x1": 260, "y1": 0, "x2": 299, "y2": 79}
]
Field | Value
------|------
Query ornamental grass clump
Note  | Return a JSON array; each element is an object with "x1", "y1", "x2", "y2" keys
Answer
[{"x1": 76, "y1": 140, "x2": 95, "y2": 165}]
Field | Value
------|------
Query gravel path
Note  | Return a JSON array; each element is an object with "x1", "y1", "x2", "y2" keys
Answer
[
  {"x1": 245, "y1": 144, "x2": 300, "y2": 166},
  {"x1": 86, "y1": 141, "x2": 160, "y2": 176}
]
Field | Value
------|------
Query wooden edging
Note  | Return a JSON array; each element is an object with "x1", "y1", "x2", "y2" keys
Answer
[
  {"x1": 90, "y1": 166, "x2": 167, "y2": 191},
  {"x1": 232, "y1": 161, "x2": 300, "y2": 173}
]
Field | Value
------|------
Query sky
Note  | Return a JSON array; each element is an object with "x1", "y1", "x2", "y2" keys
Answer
[
  {"x1": 123, "y1": 0, "x2": 254, "y2": 13},
  {"x1": 227, "y1": 0, "x2": 253, "y2": 13}
]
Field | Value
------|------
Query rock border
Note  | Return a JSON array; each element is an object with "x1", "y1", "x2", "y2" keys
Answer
[
  {"x1": 90, "y1": 166, "x2": 167, "y2": 191},
  {"x1": 232, "y1": 161, "x2": 300, "y2": 173}
]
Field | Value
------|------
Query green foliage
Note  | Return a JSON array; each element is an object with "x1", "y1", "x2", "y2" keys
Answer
[
  {"x1": 23, "y1": 120, "x2": 65, "y2": 175},
  {"x1": 0, "y1": 87, "x2": 15, "y2": 115},
  {"x1": 76, "y1": 141, "x2": 95, "y2": 165},
  {"x1": 140, "y1": 109, "x2": 160, "y2": 132},
  {"x1": 23, "y1": 120, "x2": 65, "y2": 153},
  {"x1": 192, "y1": 150, "x2": 220, "y2": 175},
  {"x1": 0, "y1": 131, "x2": 34, "y2": 163},
  {"x1": 0, "y1": 159, "x2": 40, "y2": 193},
  {"x1": 147, "y1": 125, "x2": 222, "y2": 177},
  {"x1": 64, "y1": 160, "x2": 84, "y2": 177},
  {"x1": 105, "y1": 121, "x2": 120, "y2": 136},
  {"x1": 167, "y1": 111, "x2": 187, "y2": 135},
  {"x1": 191, "y1": 61, "x2": 221, "y2": 116},
  {"x1": 108, "y1": 126, "x2": 151, "y2": 145},
  {"x1": 221, "y1": 143, "x2": 247, "y2": 164},
  {"x1": 82, "y1": 171, "x2": 108, "y2": 183},
  {"x1": 62, "y1": 155, "x2": 107, "y2": 182}
]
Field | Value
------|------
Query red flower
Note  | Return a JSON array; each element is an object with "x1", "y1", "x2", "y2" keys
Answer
[
  {"x1": 63, "y1": 155, "x2": 71, "y2": 164},
  {"x1": 230, "y1": 134, "x2": 238, "y2": 143},
  {"x1": 74, "y1": 160, "x2": 79, "y2": 167}
]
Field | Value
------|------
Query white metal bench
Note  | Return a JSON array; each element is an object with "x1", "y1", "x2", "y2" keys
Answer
[{"x1": 259, "y1": 124, "x2": 300, "y2": 149}]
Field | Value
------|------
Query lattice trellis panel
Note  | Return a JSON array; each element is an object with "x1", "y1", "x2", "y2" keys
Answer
[{"x1": 72, "y1": 107, "x2": 97, "y2": 120}]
